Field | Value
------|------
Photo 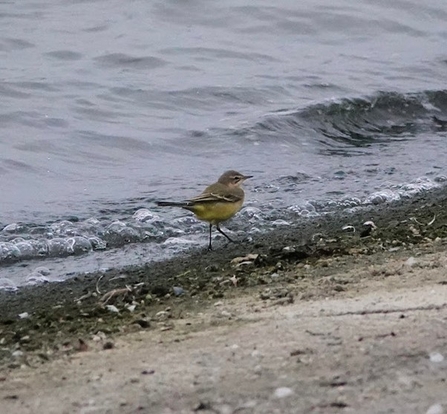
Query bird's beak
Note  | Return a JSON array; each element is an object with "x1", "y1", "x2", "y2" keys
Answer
[{"x1": 243, "y1": 175, "x2": 253, "y2": 180}]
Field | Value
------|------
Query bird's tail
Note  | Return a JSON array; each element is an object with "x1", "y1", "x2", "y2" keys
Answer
[{"x1": 156, "y1": 201, "x2": 191, "y2": 208}]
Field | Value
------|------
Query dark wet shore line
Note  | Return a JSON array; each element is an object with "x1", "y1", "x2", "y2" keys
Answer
[{"x1": 1, "y1": 185, "x2": 446, "y2": 366}]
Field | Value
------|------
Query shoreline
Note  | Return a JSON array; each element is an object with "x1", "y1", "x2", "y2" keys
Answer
[
  {"x1": 1, "y1": 187, "x2": 447, "y2": 364},
  {"x1": 1, "y1": 187, "x2": 447, "y2": 412}
]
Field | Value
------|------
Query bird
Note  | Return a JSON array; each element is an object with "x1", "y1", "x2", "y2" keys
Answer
[{"x1": 156, "y1": 170, "x2": 252, "y2": 250}]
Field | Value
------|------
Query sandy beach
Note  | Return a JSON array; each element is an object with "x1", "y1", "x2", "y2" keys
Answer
[{"x1": 1, "y1": 188, "x2": 447, "y2": 413}]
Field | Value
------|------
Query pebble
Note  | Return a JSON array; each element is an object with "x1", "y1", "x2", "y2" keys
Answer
[
  {"x1": 20, "y1": 336, "x2": 30, "y2": 343},
  {"x1": 215, "y1": 404, "x2": 233, "y2": 414},
  {"x1": 155, "y1": 310, "x2": 170, "y2": 321},
  {"x1": 12, "y1": 350, "x2": 24, "y2": 358},
  {"x1": 106, "y1": 305, "x2": 119, "y2": 313},
  {"x1": 253, "y1": 365, "x2": 262, "y2": 374},
  {"x1": 93, "y1": 331, "x2": 107, "y2": 341},
  {"x1": 404, "y1": 257, "x2": 417, "y2": 267},
  {"x1": 429, "y1": 352, "x2": 444, "y2": 363},
  {"x1": 18, "y1": 312, "x2": 29, "y2": 319},
  {"x1": 273, "y1": 387, "x2": 293, "y2": 399},
  {"x1": 172, "y1": 286, "x2": 184, "y2": 296},
  {"x1": 426, "y1": 404, "x2": 444, "y2": 414}
]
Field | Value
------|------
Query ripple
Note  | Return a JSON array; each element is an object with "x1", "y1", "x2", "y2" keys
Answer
[
  {"x1": 0, "y1": 37, "x2": 34, "y2": 51},
  {"x1": 0, "y1": 84, "x2": 30, "y2": 99},
  {"x1": 45, "y1": 50, "x2": 83, "y2": 61},
  {"x1": 12, "y1": 81, "x2": 58, "y2": 92},
  {"x1": 93, "y1": 53, "x2": 167, "y2": 70},
  {"x1": 159, "y1": 47, "x2": 279, "y2": 63},
  {"x1": 0, "y1": 110, "x2": 69, "y2": 129}
]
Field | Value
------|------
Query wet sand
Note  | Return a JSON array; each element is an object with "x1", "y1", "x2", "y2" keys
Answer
[{"x1": 1, "y1": 188, "x2": 447, "y2": 413}]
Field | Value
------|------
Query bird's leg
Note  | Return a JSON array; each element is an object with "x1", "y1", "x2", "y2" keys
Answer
[
  {"x1": 216, "y1": 224, "x2": 235, "y2": 243},
  {"x1": 208, "y1": 223, "x2": 213, "y2": 251}
]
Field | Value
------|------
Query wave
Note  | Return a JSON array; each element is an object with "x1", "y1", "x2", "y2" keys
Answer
[{"x1": 241, "y1": 89, "x2": 447, "y2": 151}]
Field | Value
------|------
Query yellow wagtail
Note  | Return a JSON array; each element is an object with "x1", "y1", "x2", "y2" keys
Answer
[{"x1": 156, "y1": 170, "x2": 252, "y2": 250}]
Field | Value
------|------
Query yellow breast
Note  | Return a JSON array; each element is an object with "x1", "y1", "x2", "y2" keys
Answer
[{"x1": 190, "y1": 200, "x2": 243, "y2": 225}]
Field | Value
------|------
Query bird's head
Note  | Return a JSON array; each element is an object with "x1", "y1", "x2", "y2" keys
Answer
[{"x1": 218, "y1": 170, "x2": 253, "y2": 187}]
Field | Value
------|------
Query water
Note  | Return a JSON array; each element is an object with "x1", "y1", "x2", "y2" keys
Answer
[{"x1": 1, "y1": 0, "x2": 447, "y2": 288}]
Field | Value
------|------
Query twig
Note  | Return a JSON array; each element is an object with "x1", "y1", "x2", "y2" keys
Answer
[{"x1": 96, "y1": 274, "x2": 105, "y2": 295}]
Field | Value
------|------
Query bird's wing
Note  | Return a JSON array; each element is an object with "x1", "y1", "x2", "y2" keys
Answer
[
  {"x1": 189, "y1": 184, "x2": 244, "y2": 204},
  {"x1": 189, "y1": 191, "x2": 242, "y2": 204}
]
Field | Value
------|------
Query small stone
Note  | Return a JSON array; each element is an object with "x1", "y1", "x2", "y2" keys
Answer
[
  {"x1": 106, "y1": 305, "x2": 119, "y2": 313},
  {"x1": 404, "y1": 257, "x2": 417, "y2": 267},
  {"x1": 12, "y1": 350, "x2": 24, "y2": 358},
  {"x1": 94, "y1": 331, "x2": 107, "y2": 340},
  {"x1": 241, "y1": 400, "x2": 258, "y2": 409},
  {"x1": 155, "y1": 311, "x2": 170, "y2": 321},
  {"x1": 426, "y1": 403, "x2": 444, "y2": 414},
  {"x1": 125, "y1": 304, "x2": 136, "y2": 312},
  {"x1": 77, "y1": 338, "x2": 89, "y2": 352},
  {"x1": 103, "y1": 341, "x2": 114, "y2": 350},
  {"x1": 218, "y1": 404, "x2": 235, "y2": 414},
  {"x1": 274, "y1": 387, "x2": 293, "y2": 398},
  {"x1": 172, "y1": 286, "x2": 184, "y2": 296},
  {"x1": 18, "y1": 312, "x2": 29, "y2": 319},
  {"x1": 429, "y1": 352, "x2": 444, "y2": 363},
  {"x1": 253, "y1": 365, "x2": 262, "y2": 374}
]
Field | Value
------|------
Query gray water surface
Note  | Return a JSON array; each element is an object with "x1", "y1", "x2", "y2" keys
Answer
[{"x1": 1, "y1": 0, "x2": 447, "y2": 288}]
